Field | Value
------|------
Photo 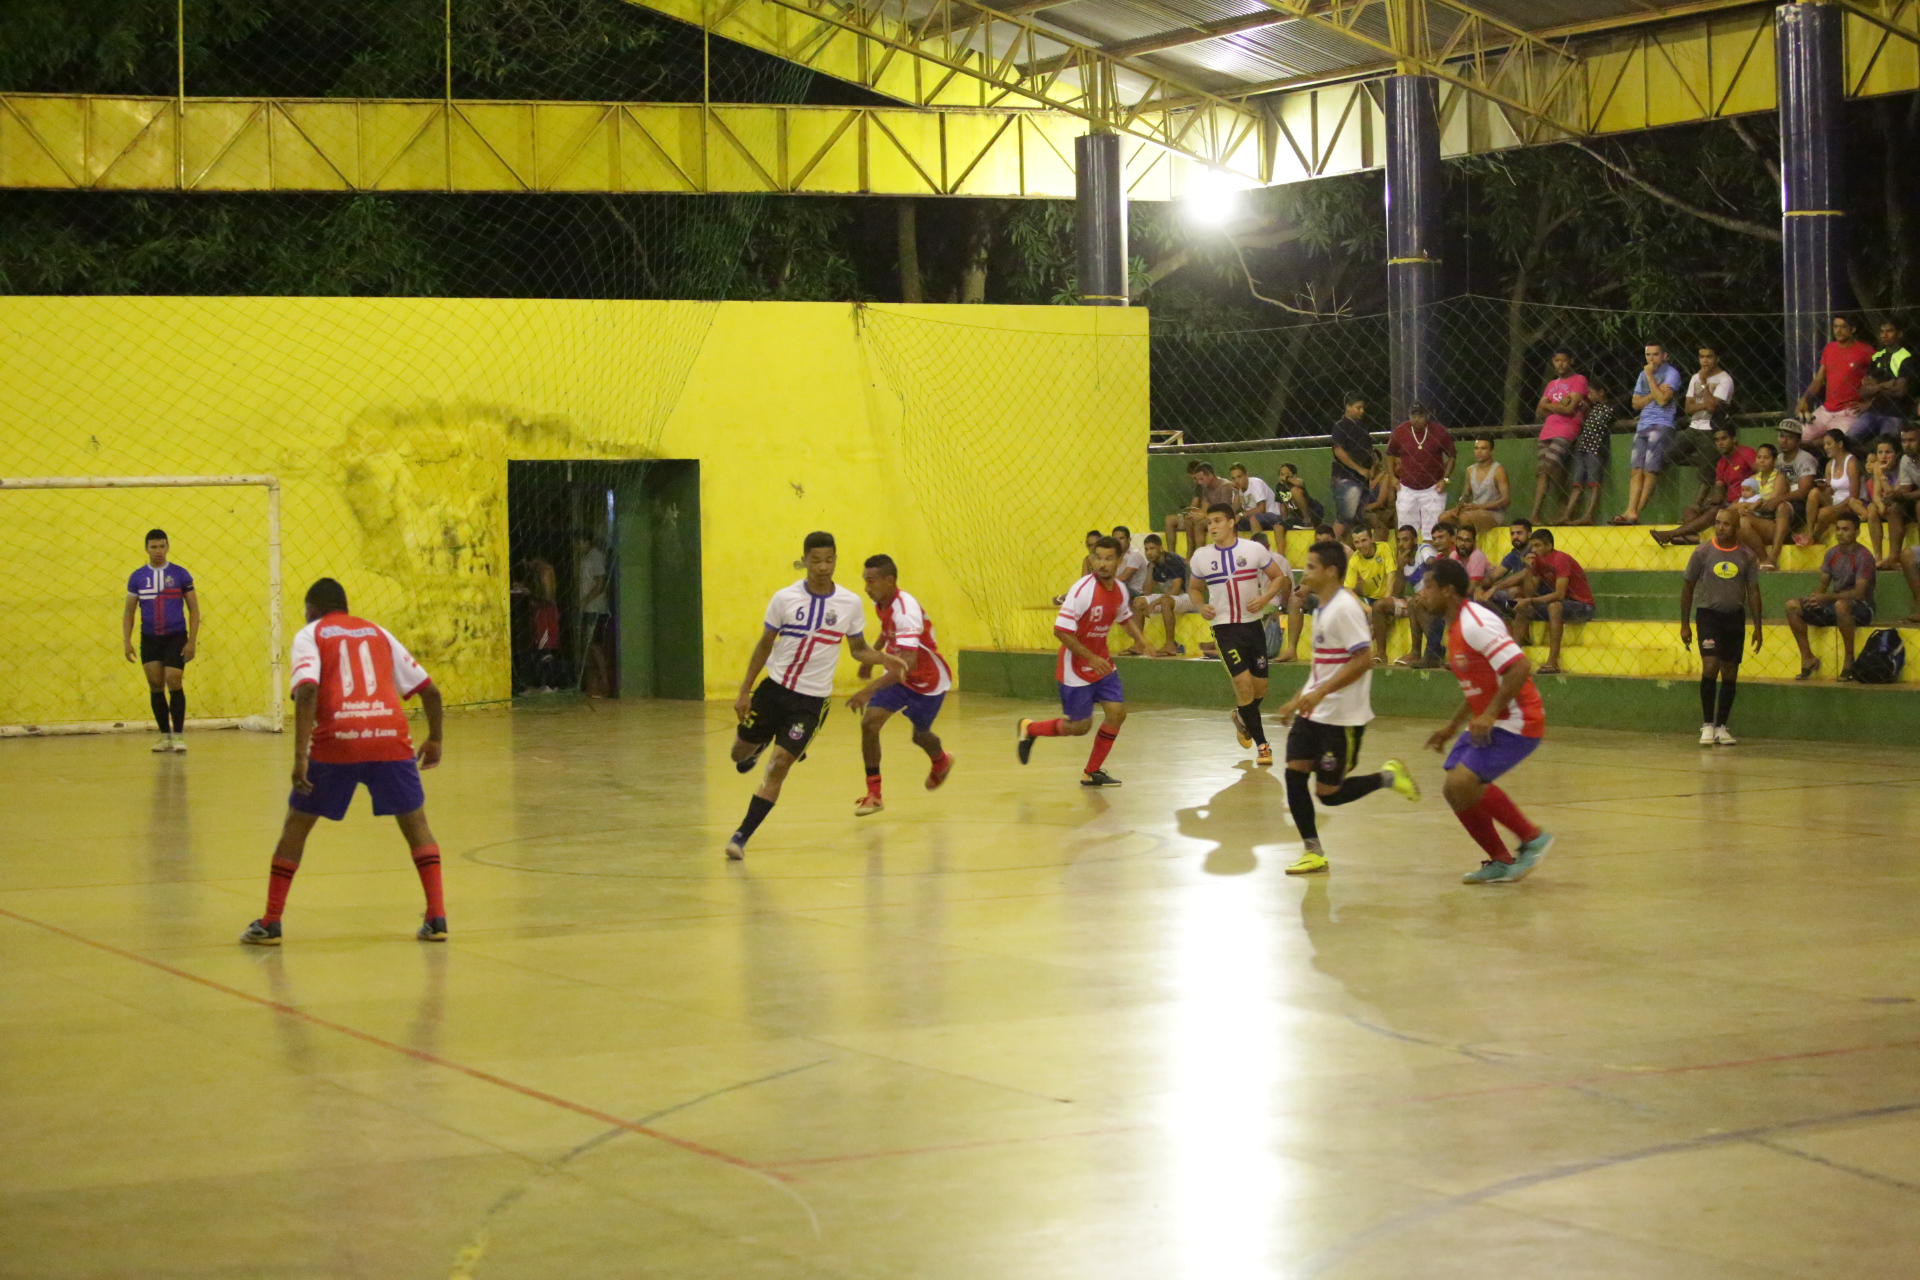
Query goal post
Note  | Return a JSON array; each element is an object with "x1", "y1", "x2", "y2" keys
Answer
[{"x1": 0, "y1": 474, "x2": 284, "y2": 737}]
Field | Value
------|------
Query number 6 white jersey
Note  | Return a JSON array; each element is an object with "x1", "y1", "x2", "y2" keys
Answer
[{"x1": 289, "y1": 612, "x2": 432, "y2": 763}]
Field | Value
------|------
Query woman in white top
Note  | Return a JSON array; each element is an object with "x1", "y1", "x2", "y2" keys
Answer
[
  {"x1": 1439, "y1": 438, "x2": 1510, "y2": 533},
  {"x1": 1807, "y1": 429, "x2": 1863, "y2": 542}
]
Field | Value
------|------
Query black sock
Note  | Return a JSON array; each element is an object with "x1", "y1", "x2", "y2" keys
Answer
[
  {"x1": 735, "y1": 794, "x2": 774, "y2": 843},
  {"x1": 1239, "y1": 699, "x2": 1267, "y2": 746},
  {"x1": 168, "y1": 689, "x2": 185, "y2": 733},
  {"x1": 1321, "y1": 771, "x2": 1386, "y2": 806},
  {"x1": 1285, "y1": 768, "x2": 1319, "y2": 842},
  {"x1": 1699, "y1": 673, "x2": 1716, "y2": 723},
  {"x1": 150, "y1": 690, "x2": 170, "y2": 735},
  {"x1": 865, "y1": 765, "x2": 881, "y2": 781},
  {"x1": 1715, "y1": 674, "x2": 1737, "y2": 728}
]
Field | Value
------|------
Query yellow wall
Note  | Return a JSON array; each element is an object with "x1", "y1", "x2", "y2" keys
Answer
[{"x1": 0, "y1": 298, "x2": 1146, "y2": 722}]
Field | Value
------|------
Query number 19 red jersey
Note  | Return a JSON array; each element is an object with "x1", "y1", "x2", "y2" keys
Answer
[{"x1": 289, "y1": 612, "x2": 434, "y2": 763}]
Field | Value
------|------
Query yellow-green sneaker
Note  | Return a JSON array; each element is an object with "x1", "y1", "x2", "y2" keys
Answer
[
  {"x1": 1382, "y1": 758, "x2": 1420, "y2": 803},
  {"x1": 1285, "y1": 850, "x2": 1329, "y2": 875}
]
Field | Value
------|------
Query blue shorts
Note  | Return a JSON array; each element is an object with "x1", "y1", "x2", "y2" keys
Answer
[
  {"x1": 1329, "y1": 474, "x2": 1367, "y2": 525},
  {"x1": 869, "y1": 683, "x2": 945, "y2": 732},
  {"x1": 290, "y1": 759, "x2": 426, "y2": 821},
  {"x1": 1630, "y1": 426, "x2": 1674, "y2": 472},
  {"x1": 1444, "y1": 727, "x2": 1541, "y2": 784},
  {"x1": 1058, "y1": 671, "x2": 1124, "y2": 721},
  {"x1": 1569, "y1": 451, "x2": 1605, "y2": 486}
]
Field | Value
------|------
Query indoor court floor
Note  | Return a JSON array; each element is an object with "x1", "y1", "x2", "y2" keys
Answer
[{"x1": 3, "y1": 690, "x2": 1918, "y2": 1279}]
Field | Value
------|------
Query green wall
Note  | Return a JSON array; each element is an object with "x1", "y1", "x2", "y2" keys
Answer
[{"x1": 615, "y1": 460, "x2": 704, "y2": 700}]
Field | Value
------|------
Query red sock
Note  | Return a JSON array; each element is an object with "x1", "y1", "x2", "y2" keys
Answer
[
  {"x1": 865, "y1": 771, "x2": 882, "y2": 793},
  {"x1": 1478, "y1": 785, "x2": 1541, "y2": 842},
  {"x1": 411, "y1": 844, "x2": 445, "y2": 918},
  {"x1": 1027, "y1": 719, "x2": 1064, "y2": 737},
  {"x1": 1085, "y1": 726, "x2": 1120, "y2": 774},
  {"x1": 263, "y1": 856, "x2": 299, "y2": 923},
  {"x1": 1455, "y1": 802, "x2": 1513, "y2": 863}
]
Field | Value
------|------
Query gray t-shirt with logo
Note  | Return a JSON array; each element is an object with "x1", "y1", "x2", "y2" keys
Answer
[{"x1": 1684, "y1": 541, "x2": 1757, "y2": 613}]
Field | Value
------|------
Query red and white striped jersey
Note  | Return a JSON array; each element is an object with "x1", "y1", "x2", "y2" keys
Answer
[
  {"x1": 1446, "y1": 601, "x2": 1545, "y2": 738},
  {"x1": 764, "y1": 580, "x2": 865, "y2": 698},
  {"x1": 1053, "y1": 573, "x2": 1131, "y2": 686},
  {"x1": 874, "y1": 588, "x2": 952, "y2": 696},
  {"x1": 1188, "y1": 538, "x2": 1286, "y2": 625},
  {"x1": 289, "y1": 613, "x2": 432, "y2": 763}
]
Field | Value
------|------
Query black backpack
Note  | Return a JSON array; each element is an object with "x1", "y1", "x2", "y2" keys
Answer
[{"x1": 1853, "y1": 628, "x2": 1906, "y2": 684}]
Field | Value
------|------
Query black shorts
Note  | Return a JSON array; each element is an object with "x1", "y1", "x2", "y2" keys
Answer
[
  {"x1": 1212, "y1": 621, "x2": 1269, "y2": 679},
  {"x1": 1286, "y1": 717, "x2": 1366, "y2": 784},
  {"x1": 1695, "y1": 608, "x2": 1747, "y2": 665},
  {"x1": 738, "y1": 677, "x2": 825, "y2": 757},
  {"x1": 140, "y1": 632, "x2": 189, "y2": 667},
  {"x1": 1800, "y1": 599, "x2": 1874, "y2": 628}
]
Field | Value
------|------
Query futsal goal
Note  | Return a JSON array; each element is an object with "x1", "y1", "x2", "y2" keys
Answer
[{"x1": 0, "y1": 475, "x2": 284, "y2": 737}]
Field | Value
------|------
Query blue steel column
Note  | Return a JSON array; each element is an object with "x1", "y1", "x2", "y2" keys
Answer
[
  {"x1": 1385, "y1": 74, "x2": 1441, "y2": 422},
  {"x1": 1777, "y1": 0, "x2": 1851, "y2": 409},
  {"x1": 1075, "y1": 133, "x2": 1128, "y2": 305}
]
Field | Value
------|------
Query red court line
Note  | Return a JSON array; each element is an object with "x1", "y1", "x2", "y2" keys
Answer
[{"x1": 0, "y1": 906, "x2": 789, "y2": 1183}]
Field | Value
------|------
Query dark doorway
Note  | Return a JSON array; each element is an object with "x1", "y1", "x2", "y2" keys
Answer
[{"x1": 507, "y1": 460, "x2": 703, "y2": 700}]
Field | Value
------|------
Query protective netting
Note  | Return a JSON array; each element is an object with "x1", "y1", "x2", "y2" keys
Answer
[
  {"x1": 0, "y1": 296, "x2": 720, "y2": 724},
  {"x1": 1152, "y1": 296, "x2": 1794, "y2": 444}
]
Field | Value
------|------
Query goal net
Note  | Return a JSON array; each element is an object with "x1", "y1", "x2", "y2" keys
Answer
[{"x1": 0, "y1": 476, "x2": 283, "y2": 737}]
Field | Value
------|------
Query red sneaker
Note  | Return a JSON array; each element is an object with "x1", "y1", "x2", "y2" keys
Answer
[
  {"x1": 926, "y1": 752, "x2": 955, "y2": 790},
  {"x1": 855, "y1": 788, "x2": 884, "y2": 817}
]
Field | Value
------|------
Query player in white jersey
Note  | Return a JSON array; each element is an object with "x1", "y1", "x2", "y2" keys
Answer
[
  {"x1": 846, "y1": 554, "x2": 956, "y2": 816},
  {"x1": 727, "y1": 532, "x2": 904, "y2": 859},
  {"x1": 1187, "y1": 503, "x2": 1290, "y2": 765},
  {"x1": 1274, "y1": 537, "x2": 1420, "y2": 875}
]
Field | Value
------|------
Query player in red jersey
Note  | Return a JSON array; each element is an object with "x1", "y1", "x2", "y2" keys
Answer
[
  {"x1": 846, "y1": 555, "x2": 955, "y2": 816},
  {"x1": 1417, "y1": 558, "x2": 1554, "y2": 884},
  {"x1": 1016, "y1": 536, "x2": 1149, "y2": 787},
  {"x1": 240, "y1": 579, "x2": 447, "y2": 944}
]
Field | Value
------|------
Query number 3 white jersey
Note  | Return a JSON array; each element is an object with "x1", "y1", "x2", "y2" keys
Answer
[
  {"x1": 1187, "y1": 538, "x2": 1285, "y2": 624},
  {"x1": 764, "y1": 580, "x2": 866, "y2": 698}
]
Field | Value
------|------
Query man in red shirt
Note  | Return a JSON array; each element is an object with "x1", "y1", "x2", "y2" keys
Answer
[
  {"x1": 1509, "y1": 529, "x2": 1594, "y2": 674},
  {"x1": 846, "y1": 554, "x2": 955, "y2": 816},
  {"x1": 1652, "y1": 425, "x2": 1757, "y2": 547},
  {"x1": 1798, "y1": 314, "x2": 1875, "y2": 443},
  {"x1": 1385, "y1": 402, "x2": 1456, "y2": 542},
  {"x1": 241, "y1": 578, "x2": 446, "y2": 945},
  {"x1": 1018, "y1": 537, "x2": 1150, "y2": 787}
]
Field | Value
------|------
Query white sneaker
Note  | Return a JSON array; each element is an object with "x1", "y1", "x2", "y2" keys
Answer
[
  {"x1": 1698, "y1": 724, "x2": 1715, "y2": 746},
  {"x1": 151, "y1": 733, "x2": 173, "y2": 753},
  {"x1": 1713, "y1": 725, "x2": 1737, "y2": 746},
  {"x1": 171, "y1": 736, "x2": 187, "y2": 753}
]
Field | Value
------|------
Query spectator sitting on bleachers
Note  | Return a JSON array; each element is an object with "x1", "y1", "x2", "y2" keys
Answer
[
  {"x1": 1863, "y1": 439, "x2": 1903, "y2": 563},
  {"x1": 1276, "y1": 525, "x2": 1340, "y2": 664},
  {"x1": 1474, "y1": 518, "x2": 1535, "y2": 616},
  {"x1": 1113, "y1": 526, "x2": 1151, "y2": 601},
  {"x1": 1137, "y1": 534, "x2": 1195, "y2": 657},
  {"x1": 1745, "y1": 422, "x2": 1821, "y2": 569},
  {"x1": 1797, "y1": 314, "x2": 1874, "y2": 443},
  {"x1": 1273, "y1": 463, "x2": 1323, "y2": 530},
  {"x1": 1375, "y1": 524, "x2": 1437, "y2": 667},
  {"x1": 1806, "y1": 430, "x2": 1864, "y2": 543},
  {"x1": 1885, "y1": 424, "x2": 1920, "y2": 571},
  {"x1": 1651, "y1": 425, "x2": 1755, "y2": 547},
  {"x1": 1785, "y1": 511, "x2": 1876, "y2": 681},
  {"x1": 1345, "y1": 527, "x2": 1392, "y2": 610},
  {"x1": 1854, "y1": 319, "x2": 1912, "y2": 444},
  {"x1": 1440, "y1": 437, "x2": 1509, "y2": 533},
  {"x1": 1509, "y1": 528, "x2": 1595, "y2": 675},
  {"x1": 1363, "y1": 458, "x2": 1398, "y2": 543},
  {"x1": 1165, "y1": 461, "x2": 1238, "y2": 558},
  {"x1": 1729, "y1": 443, "x2": 1786, "y2": 558},
  {"x1": 1229, "y1": 464, "x2": 1283, "y2": 541}
]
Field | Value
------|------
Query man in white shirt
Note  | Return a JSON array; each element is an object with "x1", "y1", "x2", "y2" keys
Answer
[
  {"x1": 1229, "y1": 463, "x2": 1283, "y2": 540},
  {"x1": 1673, "y1": 345, "x2": 1735, "y2": 503},
  {"x1": 1275, "y1": 537, "x2": 1422, "y2": 875},
  {"x1": 1187, "y1": 504, "x2": 1289, "y2": 765},
  {"x1": 727, "y1": 532, "x2": 904, "y2": 860},
  {"x1": 573, "y1": 531, "x2": 612, "y2": 696},
  {"x1": 1112, "y1": 526, "x2": 1152, "y2": 597}
]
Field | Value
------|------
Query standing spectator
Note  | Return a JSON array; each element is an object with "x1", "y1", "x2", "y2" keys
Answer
[
  {"x1": 525, "y1": 557, "x2": 562, "y2": 693},
  {"x1": 1797, "y1": 314, "x2": 1875, "y2": 442},
  {"x1": 573, "y1": 530, "x2": 612, "y2": 697},
  {"x1": 1785, "y1": 512, "x2": 1876, "y2": 679},
  {"x1": 1613, "y1": 342, "x2": 1684, "y2": 525},
  {"x1": 1560, "y1": 381, "x2": 1617, "y2": 525},
  {"x1": 1137, "y1": 534, "x2": 1195, "y2": 656},
  {"x1": 1164, "y1": 462, "x2": 1239, "y2": 558},
  {"x1": 1440, "y1": 437, "x2": 1509, "y2": 534},
  {"x1": 1531, "y1": 349, "x2": 1588, "y2": 523},
  {"x1": 1854, "y1": 319, "x2": 1913, "y2": 444},
  {"x1": 1328, "y1": 394, "x2": 1377, "y2": 541},
  {"x1": 1228, "y1": 464, "x2": 1283, "y2": 540},
  {"x1": 1680, "y1": 506, "x2": 1763, "y2": 746},
  {"x1": 1651, "y1": 425, "x2": 1755, "y2": 547},
  {"x1": 1669, "y1": 345, "x2": 1735, "y2": 509},
  {"x1": 1509, "y1": 528, "x2": 1594, "y2": 674},
  {"x1": 1385, "y1": 402, "x2": 1456, "y2": 541},
  {"x1": 1806, "y1": 429, "x2": 1864, "y2": 542}
]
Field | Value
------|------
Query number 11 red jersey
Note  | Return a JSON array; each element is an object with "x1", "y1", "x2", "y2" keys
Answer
[{"x1": 289, "y1": 612, "x2": 434, "y2": 763}]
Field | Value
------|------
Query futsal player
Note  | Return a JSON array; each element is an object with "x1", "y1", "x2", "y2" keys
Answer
[
  {"x1": 847, "y1": 554, "x2": 955, "y2": 816},
  {"x1": 1680, "y1": 505, "x2": 1763, "y2": 745},
  {"x1": 122, "y1": 529, "x2": 199, "y2": 753},
  {"x1": 240, "y1": 579, "x2": 446, "y2": 944},
  {"x1": 1274, "y1": 538, "x2": 1419, "y2": 874},
  {"x1": 1017, "y1": 536, "x2": 1150, "y2": 787},
  {"x1": 1187, "y1": 503, "x2": 1290, "y2": 765},
  {"x1": 1416, "y1": 558, "x2": 1554, "y2": 884},
  {"x1": 727, "y1": 533, "x2": 904, "y2": 859}
]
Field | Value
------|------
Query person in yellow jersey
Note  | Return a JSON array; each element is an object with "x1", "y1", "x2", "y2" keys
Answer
[{"x1": 1344, "y1": 526, "x2": 1393, "y2": 610}]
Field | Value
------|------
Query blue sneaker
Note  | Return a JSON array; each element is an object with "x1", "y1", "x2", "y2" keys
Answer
[
  {"x1": 1461, "y1": 860, "x2": 1512, "y2": 885},
  {"x1": 1507, "y1": 831, "x2": 1554, "y2": 882}
]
